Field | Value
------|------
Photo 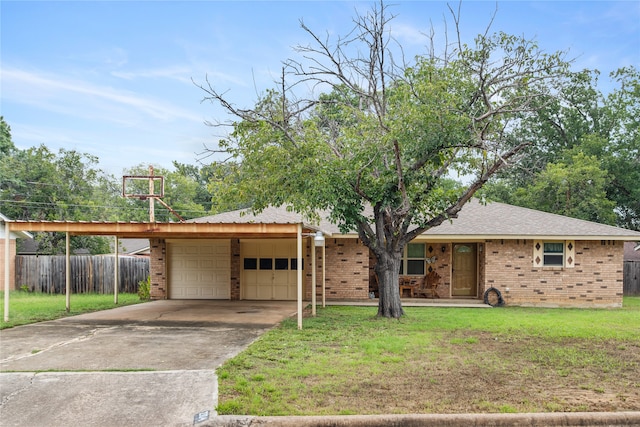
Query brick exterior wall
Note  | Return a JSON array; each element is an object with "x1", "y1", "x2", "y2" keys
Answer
[
  {"x1": 149, "y1": 238, "x2": 167, "y2": 300},
  {"x1": 322, "y1": 238, "x2": 370, "y2": 299},
  {"x1": 484, "y1": 239, "x2": 623, "y2": 307},
  {"x1": 147, "y1": 236, "x2": 623, "y2": 307}
]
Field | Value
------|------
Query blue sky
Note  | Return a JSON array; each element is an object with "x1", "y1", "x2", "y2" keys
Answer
[{"x1": 2, "y1": 1, "x2": 639, "y2": 177}]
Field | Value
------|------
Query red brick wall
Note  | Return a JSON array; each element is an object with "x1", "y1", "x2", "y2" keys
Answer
[
  {"x1": 484, "y1": 239, "x2": 623, "y2": 307},
  {"x1": 149, "y1": 238, "x2": 167, "y2": 300}
]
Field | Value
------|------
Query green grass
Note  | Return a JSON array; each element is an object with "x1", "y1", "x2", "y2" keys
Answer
[
  {"x1": 0, "y1": 291, "x2": 144, "y2": 329},
  {"x1": 216, "y1": 297, "x2": 640, "y2": 416}
]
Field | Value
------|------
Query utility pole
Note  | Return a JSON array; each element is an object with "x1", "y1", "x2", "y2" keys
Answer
[{"x1": 148, "y1": 165, "x2": 155, "y2": 223}]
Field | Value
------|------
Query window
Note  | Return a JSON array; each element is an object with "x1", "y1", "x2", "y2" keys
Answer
[
  {"x1": 274, "y1": 258, "x2": 289, "y2": 270},
  {"x1": 543, "y1": 242, "x2": 564, "y2": 267},
  {"x1": 243, "y1": 258, "x2": 257, "y2": 270},
  {"x1": 399, "y1": 243, "x2": 426, "y2": 276}
]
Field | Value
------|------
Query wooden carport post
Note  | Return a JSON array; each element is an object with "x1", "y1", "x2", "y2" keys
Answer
[{"x1": 4, "y1": 221, "x2": 10, "y2": 322}]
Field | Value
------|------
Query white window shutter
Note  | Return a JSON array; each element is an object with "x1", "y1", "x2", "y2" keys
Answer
[
  {"x1": 533, "y1": 240, "x2": 543, "y2": 268},
  {"x1": 565, "y1": 240, "x2": 575, "y2": 268}
]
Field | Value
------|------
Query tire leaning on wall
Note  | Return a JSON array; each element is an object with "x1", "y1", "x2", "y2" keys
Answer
[{"x1": 483, "y1": 287, "x2": 505, "y2": 307}]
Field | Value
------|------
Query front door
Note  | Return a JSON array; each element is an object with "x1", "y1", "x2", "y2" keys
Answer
[{"x1": 452, "y1": 243, "x2": 477, "y2": 297}]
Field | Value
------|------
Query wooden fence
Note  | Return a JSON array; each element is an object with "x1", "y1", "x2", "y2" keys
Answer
[
  {"x1": 15, "y1": 255, "x2": 149, "y2": 294},
  {"x1": 624, "y1": 261, "x2": 640, "y2": 296}
]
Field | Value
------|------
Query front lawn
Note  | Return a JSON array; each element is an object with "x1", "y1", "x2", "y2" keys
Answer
[
  {"x1": 217, "y1": 297, "x2": 640, "y2": 415},
  {"x1": 0, "y1": 292, "x2": 144, "y2": 329}
]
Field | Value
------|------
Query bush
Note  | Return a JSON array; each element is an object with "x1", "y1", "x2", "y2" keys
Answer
[{"x1": 137, "y1": 276, "x2": 150, "y2": 301}]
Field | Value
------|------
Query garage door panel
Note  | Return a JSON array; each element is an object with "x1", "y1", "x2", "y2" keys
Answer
[
  {"x1": 240, "y1": 240, "x2": 298, "y2": 300},
  {"x1": 168, "y1": 240, "x2": 230, "y2": 300}
]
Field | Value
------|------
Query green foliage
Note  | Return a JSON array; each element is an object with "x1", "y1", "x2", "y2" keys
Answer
[
  {"x1": 484, "y1": 66, "x2": 640, "y2": 230},
  {"x1": 503, "y1": 151, "x2": 616, "y2": 224},
  {"x1": 137, "y1": 276, "x2": 151, "y2": 301},
  {"x1": 0, "y1": 116, "x2": 16, "y2": 158}
]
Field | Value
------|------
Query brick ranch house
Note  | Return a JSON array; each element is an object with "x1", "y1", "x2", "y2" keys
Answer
[
  {"x1": 5, "y1": 200, "x2": 640, "y2": 309},
  {"x1": 145, "y1": 200, "x2": 640, "y2": 308}
]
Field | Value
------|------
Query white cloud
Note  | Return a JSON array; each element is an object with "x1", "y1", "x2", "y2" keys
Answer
[{"x1": 2, "y1": 66, "x2": 202, "y2": 124}]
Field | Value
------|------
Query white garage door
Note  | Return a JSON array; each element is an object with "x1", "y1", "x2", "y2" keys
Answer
[
  {"x1": 167, "y1": 240, "x2": 230, "y2": 299},
  {"x1": 241, "y1": 239, "x2": 298, "y2": 300}
]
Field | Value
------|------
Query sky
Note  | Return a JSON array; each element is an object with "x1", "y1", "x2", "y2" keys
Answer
[{"x1": 2, "y1": 1, "x2": 639, "y2": 178}]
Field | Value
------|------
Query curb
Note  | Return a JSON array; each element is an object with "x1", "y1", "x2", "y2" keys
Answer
[{"x1": 202, "y1": 411, "x2": 640, "y2": 427}]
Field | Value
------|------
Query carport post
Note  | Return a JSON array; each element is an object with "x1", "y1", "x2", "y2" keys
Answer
[
  {"x1": 297, "y1": 224, "x2": 303, "y2": 329},
  {"x1": 322, "y1": 243, "x2": 326, "y2": 308},
  {"x1": 4, "y1": 221, "x2": 10, "y2": 322},
  {"x1": 114, "y1": 236, "x2": 119, "y2": 304},
  {"x1": 65, "y1": 232, "x2": 71, "y2": 312},
  {"x1": 311, "y1": 238, "x2": 316, "y2": 317}
]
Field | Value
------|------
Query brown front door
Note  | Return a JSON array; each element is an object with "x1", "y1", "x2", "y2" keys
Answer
[{"x1": 452, "y1": 243, "x2": 477, "y2": 297}]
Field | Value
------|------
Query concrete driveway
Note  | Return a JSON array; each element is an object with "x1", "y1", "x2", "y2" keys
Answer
[{"x1": 0, "y1": 300, "x2": 297, "y2": 427}]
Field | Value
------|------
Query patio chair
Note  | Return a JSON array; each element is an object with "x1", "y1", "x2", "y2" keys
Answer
[{"x1": 415, "y1": 270, "x2": 440, "y2": 298}]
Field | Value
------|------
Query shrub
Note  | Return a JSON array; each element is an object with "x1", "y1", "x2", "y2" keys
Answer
[{"x1": 137, "y1": 276, "x2": 150, "y2": 301}]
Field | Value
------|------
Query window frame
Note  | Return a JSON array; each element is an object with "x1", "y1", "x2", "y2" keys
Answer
[
  {"x1": 542, "y1": 241, "x2": 564, "y2": 267},
  {"x1": 399, "y1": 242, "x2": 427, "y2": 276}
]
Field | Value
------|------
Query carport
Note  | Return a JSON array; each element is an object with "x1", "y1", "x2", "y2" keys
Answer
[{"x1": 3, "y1": 220, "x2": 326, "y2": 329}]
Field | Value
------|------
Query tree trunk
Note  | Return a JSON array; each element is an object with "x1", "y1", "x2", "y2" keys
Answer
[{"x1": 375, "y1": 250, "x2": 404, "y2": 318}]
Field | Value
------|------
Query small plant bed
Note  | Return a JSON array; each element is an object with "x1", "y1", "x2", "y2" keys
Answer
[
  {"x1": 0, "y1": 292, "x2": 144, "y2": 329},
  {"x1": 217, "y1": 297, "x2": 640, "y2": 415}
]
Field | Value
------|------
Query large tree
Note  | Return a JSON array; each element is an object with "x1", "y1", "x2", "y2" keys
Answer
[{"x1": 197, "y1": 3, "x2": 572, "y2": 318}]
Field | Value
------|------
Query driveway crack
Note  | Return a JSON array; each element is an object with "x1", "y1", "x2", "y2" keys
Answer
[{"x1": 0, "y1": 326, "x2": 118, "y2": 365}]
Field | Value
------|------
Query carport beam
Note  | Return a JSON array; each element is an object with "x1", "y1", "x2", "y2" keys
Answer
[{"x1": 4, "y1": 221, "x2": 10, "y2": 321}]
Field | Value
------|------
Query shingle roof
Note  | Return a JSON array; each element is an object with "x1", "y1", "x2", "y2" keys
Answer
[
  {"x1": 424, "y1": 200, "x2": 640, "y2": 239},
  {"x1": 193, "y1": 200, "x2": 640, "y2": 240}
]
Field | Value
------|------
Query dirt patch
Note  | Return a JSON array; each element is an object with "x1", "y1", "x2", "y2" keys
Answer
[{"x1": 297, "y1": 331, "x2": 640, "y2": 414}]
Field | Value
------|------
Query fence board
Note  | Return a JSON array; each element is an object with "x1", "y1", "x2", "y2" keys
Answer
[
  {"x1": 15, "y1": 255, "x2": 149, "y2": 294},
  {"x1": 624, "y1": 261, "x2": 640, "y2": 296}
]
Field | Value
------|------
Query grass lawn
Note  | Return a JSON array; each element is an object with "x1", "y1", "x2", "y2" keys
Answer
[
  {"x1": 217, "y1": 297, "x2": 640, "y2": 416},
  {"x1": 0, "y1": 291, "x2": 144, "y2": 329}
]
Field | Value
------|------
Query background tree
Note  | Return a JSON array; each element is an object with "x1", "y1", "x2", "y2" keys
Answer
[
  {"x1": 0, "y1": 117, "x2": 16, "y2": 158},
  {"x1": 198, "y1": 3, "x2": 573, "y2": 318},
  {"x1": 0, "y1": 142, "x2": 117, "y2": 254},
  {"x1": 483, "y1": 67, "x2": 639, "y2": 230}
]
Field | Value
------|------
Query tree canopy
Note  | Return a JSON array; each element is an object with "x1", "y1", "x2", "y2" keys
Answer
[
  {"x1": 198, "y1": 2, "x2": 574, "y2": 317},
  {"x1": 482, "y1": 66, "x2": 640, "y2": 230}
]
